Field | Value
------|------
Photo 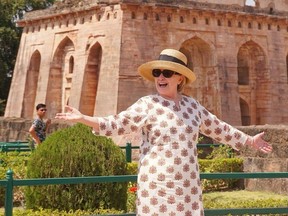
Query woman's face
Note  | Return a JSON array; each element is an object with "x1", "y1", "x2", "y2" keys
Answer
[{"x1": 153, "y1": 69, "x2": 184, "y2": 99}]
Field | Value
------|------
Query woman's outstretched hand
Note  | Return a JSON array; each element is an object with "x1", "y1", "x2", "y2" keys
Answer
[
  {"x1": 55, "y1": 106, "x2": 83, "y2": 122},
  {"x1": 247, "y1": 132, "x2": 273, "y2": 153}
]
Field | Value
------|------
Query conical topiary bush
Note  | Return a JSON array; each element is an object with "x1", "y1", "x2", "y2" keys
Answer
[{"x1": 25, "y1": 123, "x2": 128, "y2": 212}]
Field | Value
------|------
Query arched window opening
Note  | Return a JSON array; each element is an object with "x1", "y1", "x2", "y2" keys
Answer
[
  {"x1": 228, "y1": 20, "x2": 232, "y2": 27},
  {"x1": 69, "y1": 56, "x2": 74, "y2": 74},
  {"x1": 240, "y1": 98, "x2": 250, "y2": 126},
  {"x1": 286, "y1": 55, "x2": 288, "y2": 83},
  {"x1": 155, "y1": 13, "x2": 160, "y2": 21},
  {"x1": 167, "y1": 15, "x2": 171, "y2": 22},
  {"x1": 193, "y1": 17, "x2": 197, "y2": 24},
  {"x1": 238, "y1": 21, "x2": 242, "y2": 28},
  {"x1": 217, "y1": 19, "x2": 221, "y2": 26},
  {"x1": 180, "y1": 16, "x2": 184, "y2": 23},
  {"x1": 237, "y1": 54, "x2": 249, "y2": 85},
  {"x1": 131, "y1": 12, "x2": 136, "y2": 19}
]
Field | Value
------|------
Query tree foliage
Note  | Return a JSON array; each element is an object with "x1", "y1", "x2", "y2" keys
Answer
[{"x1": 0, "y1": 0, "x2": 55, "y2": 115}]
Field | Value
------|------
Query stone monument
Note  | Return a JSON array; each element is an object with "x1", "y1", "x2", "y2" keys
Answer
[{"x1": 4, "y1": 0, "x2": 288, "y2": 126}]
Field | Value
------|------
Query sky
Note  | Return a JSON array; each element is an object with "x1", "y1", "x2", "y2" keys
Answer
[{"x1": 245, "y1": 0, "x2": 255, "y2": 6}]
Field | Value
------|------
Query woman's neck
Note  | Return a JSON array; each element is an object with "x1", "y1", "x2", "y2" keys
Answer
[{"x1": 159, "y1": 93, "x2": 182, "y2": 103}]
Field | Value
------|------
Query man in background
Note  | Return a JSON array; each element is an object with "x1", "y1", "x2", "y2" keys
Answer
[{"x1": 29, "y1": 103, "x2": 51, "y2": 148}]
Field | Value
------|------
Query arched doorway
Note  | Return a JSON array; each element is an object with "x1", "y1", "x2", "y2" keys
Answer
[
  {"x1": 240, "y1": 98, "x2": 250, "y2": 125},
  {"x1": 237, "y1": 40, "x2": 267, "y2": 125},
  {"x1": 22, "y1": 50, "x2": 41, "y2": 118},
  {"x1": 46, "y1": 37, "x2": 75, "y2": 117},
  {"x1": 180, "y1": 36, "x2": 219, "y2": 115},
  {"x1": 80, "y1": 43, "x2": 102, "y2": 116}
]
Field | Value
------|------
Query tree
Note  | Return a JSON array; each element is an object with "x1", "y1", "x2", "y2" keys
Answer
[{"x1": 0, "y1": 0, "x2": 55, "y2": 116}]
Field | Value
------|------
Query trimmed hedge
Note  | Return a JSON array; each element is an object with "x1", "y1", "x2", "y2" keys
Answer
[{"x1": 25, "y1": 123, "x2": 128, "y2": 212}]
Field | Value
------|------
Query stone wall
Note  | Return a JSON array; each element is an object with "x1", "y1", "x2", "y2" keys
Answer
[
  {"x1": 238, "y1": 125, "x2": 288, "y2": 195},
  {"x1": 1, "y1": 118, "x2": 287, "y2": 195},
  {"x1": 0, "y1": 117, "x2": 72, "y2": 142}
]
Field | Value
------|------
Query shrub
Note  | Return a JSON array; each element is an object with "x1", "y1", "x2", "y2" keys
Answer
[
  {"x1": 10, "y1": 207, "x2": 124, "y2": 216},
  {"x1": 199, "y1": 158, "x2": 244, "y2": 192},
  {"x1": 0, "y1": 166, "x2": 6, "y2": 206},
  {"x1": 126, "y1": 162, "x2": 138, "y2": 213},
  {"x1": 25, "y1": 123, "x2": 128, "y2": 212},
  {"x1": 126, "y1": 162, "x2": 138, "y2": 175},
  {"x1": 0, "y1": 152, "x2": 30, "y2": 207}
]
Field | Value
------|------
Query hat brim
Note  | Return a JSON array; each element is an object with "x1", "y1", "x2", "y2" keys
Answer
[{"x1": 138, "y1": 60, "x2": 196, "y2": 83}]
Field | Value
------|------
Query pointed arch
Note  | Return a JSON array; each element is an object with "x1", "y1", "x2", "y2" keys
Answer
[
  {"x1": 46, "y1": 36, "x2": 75, "y2": 117},
  {"x1": 80, "y1": 42, "x2": 102, "y2": 116},
  {"x1": 286, "y1": 54, "x2": 288, "y2": 83},
  {"x1": 22, "y1": 50, "x2": 41, "y2": 118},
  {"x1": 237, "y1": 40, "x2": 268, "y2": 125},
  {"x1": 180, "y1": 36, "x2": 219, "y2": 115},
  {"x1": 240, "y1": 97, "x2": 250, "y2": 125}
]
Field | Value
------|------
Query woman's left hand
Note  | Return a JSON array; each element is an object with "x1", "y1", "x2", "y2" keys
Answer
[{"x1": 249, "y1": 132, "x2": 273, "y2": 153}]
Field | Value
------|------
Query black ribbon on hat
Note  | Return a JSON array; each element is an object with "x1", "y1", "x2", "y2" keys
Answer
[{"x1": 158, "y1": 54, "x2": 187, "y2": 66}]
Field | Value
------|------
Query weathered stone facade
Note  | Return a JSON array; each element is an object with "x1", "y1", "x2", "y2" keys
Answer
[{"x1": 4, "y1": 0, "x2": 288, "y2": 127}]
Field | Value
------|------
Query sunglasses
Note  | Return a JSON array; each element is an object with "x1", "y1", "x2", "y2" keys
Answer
[
  {"x1": 39, "y1": 109, "x2": 47, "y2": 112},
  {"x1": 152, "y1": 69, "x2": 180, "y2": 78}
]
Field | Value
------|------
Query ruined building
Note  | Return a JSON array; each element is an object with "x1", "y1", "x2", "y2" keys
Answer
[{"x1": 4, "y1": 0, "x2": 288, "y2": 126}]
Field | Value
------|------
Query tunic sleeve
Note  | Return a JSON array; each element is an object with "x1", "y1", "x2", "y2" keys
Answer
[
  {"x1": 198, "y1": 103, "x2": 248, "y2": 150},
  {"x1": 96, "y1": 97, "x2": 148, "y2": 137}
]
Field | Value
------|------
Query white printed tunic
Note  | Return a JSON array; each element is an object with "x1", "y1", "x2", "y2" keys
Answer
[{"x1": 97, "y1": 94, "x2": 248, "y2": 216}]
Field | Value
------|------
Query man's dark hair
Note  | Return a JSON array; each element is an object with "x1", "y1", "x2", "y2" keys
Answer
[{"x1": 36, "y1": 103, "x2": 46, "y2": 111}]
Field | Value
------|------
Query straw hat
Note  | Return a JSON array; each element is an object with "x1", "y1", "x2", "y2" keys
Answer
[{"x1": 138, "y1": 49, "x2": 196, "y2": 83}]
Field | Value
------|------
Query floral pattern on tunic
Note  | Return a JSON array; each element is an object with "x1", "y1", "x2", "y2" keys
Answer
[{"x1": 97, "y1": 94, "x2": 248, "y2": 216}]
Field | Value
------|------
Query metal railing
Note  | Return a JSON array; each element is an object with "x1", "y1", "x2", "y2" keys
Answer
[
  {"x1": 0, "y1": 142, "x2": 226, "y2": 160},
  {"x1": 1, "y1": 170, "x2": 288, "y2": 216},
  {"x1": 122, "y1": 142, "x2": 227, "y2": 162},
  {"x1": 0, "y1": 142, "x2": 32, "y2": 153},
  {"x1": 1, "y1": 142, "x2": 288, "y2": 215}
]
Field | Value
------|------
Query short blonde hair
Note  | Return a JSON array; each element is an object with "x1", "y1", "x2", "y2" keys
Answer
[{"x1": 177, "y1": 77, "x2": 187, "y2": 92}]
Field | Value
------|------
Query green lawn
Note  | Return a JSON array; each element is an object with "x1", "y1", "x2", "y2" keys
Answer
[
  {"x1": 1, "y1": 190, "x2": 287, "y2": 215},
  {"x1": 203, "y1": 190, "x2": 288, "y2": 209}
]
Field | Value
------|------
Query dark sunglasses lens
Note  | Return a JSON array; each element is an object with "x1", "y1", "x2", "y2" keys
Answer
[
  {"x1": 40, "y1": 109, "x2": 47, "y2": 111},
  {"x1": 162, "y1": 70, "x2": 175, "y2": 78},
  {"x1": 152, "y1": 69, "x2": 162, "y2": 77}
]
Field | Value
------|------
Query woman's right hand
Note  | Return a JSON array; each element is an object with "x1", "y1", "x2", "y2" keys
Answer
[{"x1": 55, "y1": 106, "x2": 83, "y2": 122}]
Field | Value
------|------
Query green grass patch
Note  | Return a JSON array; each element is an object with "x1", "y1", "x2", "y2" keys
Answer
[
  {"x1": 203, "y1": 190, "x2": 288, "y2": 209},
  {"x1": 1, "y1": 190, "x2": 287, "y2": 215}
]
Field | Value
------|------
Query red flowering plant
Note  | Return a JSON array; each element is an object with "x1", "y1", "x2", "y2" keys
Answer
[
  {"x1": 127, "y1": 182, "x2": 137, "y2": 212},
  {"x1": 129, "y1": 185, "x2": 137, "y2": 193}
]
